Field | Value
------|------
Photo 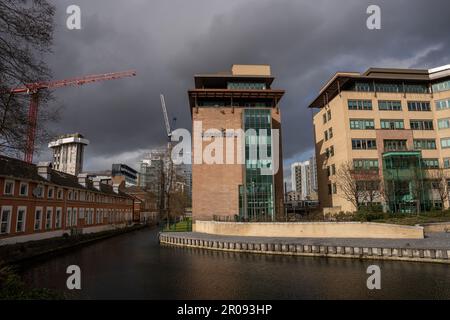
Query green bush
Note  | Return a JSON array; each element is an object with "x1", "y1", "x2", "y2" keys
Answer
[{"x1": 0, "y1": 266, "x2": 63, "y2": 300}]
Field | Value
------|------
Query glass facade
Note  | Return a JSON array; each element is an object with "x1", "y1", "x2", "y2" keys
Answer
[
  {"x1": 382, "y1": 152, "x2": 431, "y2": 213},
  {"x1": 432, "y1": 80, "x2": 450, "y2": 92},
  {"x1": 380, "y1": 119, "x2": 404, "y2": 130},
  {"x1": 227, "y1": 82, "x2": 266, "y2": 90},
  {"x1": 407, "y1": 101, "x2": 431, "y2": 111},
  {"x1": 413, "y1": 139, "x2": 436, "y2": 150},
  {"x1": 350, "y1": 119, "x2": 375, "y2": 130},
  {"x1": 352, "y1": 82, "x2": 428, "y2": 93},
  {"x1": 410, "y1": 120, "x2": 434, "y2": 130},
  {"x1": 378, "y1": 100, "x2": 402, "y2": 111},
  {"x1": 353, "y1": 159, "x2": 379, "y2": 169},
  {"x1": 239, "y1": 109, "x2": 275, "y2": 221},
  {"x1": 348, "y1": 100, "x2": 372, "y2": 110},
  {"x1": 436, "y1": 99, "x2": 450, "y2": 111}
]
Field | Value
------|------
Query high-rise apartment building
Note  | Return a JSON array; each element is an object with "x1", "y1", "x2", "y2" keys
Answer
[
  {"x1": 48, "y1": 133, "x2": 89, "y2": 176},
  {"x1": 310, "y1": 65, "x2": 450, "y2": 213},
  {"x1": 291, "y1": 156, "x2": 318, "y2": 200},
  {"x1": 188, "y1": 64, "x2": 285, "y2": 221}
]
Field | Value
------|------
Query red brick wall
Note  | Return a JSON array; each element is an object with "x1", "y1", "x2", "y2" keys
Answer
[{"x1": 0, "y1": 177, "x2": 133, "y2": 240}]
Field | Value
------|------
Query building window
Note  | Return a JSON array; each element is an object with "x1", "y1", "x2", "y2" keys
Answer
[
  {"x1": 327, "y1": 110, "x2": 331, "y2": 121},
  {"x1": 323, "y1": 113, "x2": 327, "y2": 124},
  {"x1": 408, "y1": 101, "x2": 431, "y2": 111},
  {"x1": 3, "y1": 180, "x2": 14, "y2": 195},
  {"x1": 438, "y1": 118, "x2": 450, "y2": 130},
  {"x1": 68, "y1": 191, "x2": 73, "y2": 201},
  {"x1": 331, "y1": 164, "x2": 336, "y2": 175},
  {"x1": 432, "y1": 80, "x2": 450, "y2": 92},
  {"x1": 325, "y1": 146, "x2": 335, "y2": 158},
  {"x1": 35, "y1": 184, "x2": 44, "y2": 198},
  {"x1": 413, "y1": 139, "x2": 436, "y2": 150},
  {"x1": 47, "y1": 186, "x2": 54, "y2": 199},
  {"x1": 329, "y1": 128, "x2": 333, "y2": 139},
  {"x1": 72, "y1": 208, "x2": 78, "y2": 226},
  {"x1": 444, "y1": 158, "x2": 450, "y2": 169},
  {"x1": 353, "y1": 159, "x2": 379, "y2": 169},
  {"x1": 410, "y1": 120, "x2": 434, "y2": 130},
  {"x1": 348, "y1": 100, "x2": 372, "y2": 110},
  {"x1": 324, "y1": 130, "x2": 329, "y2": 141},
  {"x1": 332, "y1": 183, "x2": 337, "y2": 194},
  {"x1": 96, "y1": 209, "x2": 101, "y2": 224},
  {"x1": 16, "y1": 207, "x2": 26, "y2": 232},
  {"x1": 0, "y1": 206, "x2": 12, "y2": 234},
  {"x1": 45, "y1": 207, "x2": 53, "y2": 230},
  {"x1": 19, "y1": 182, "x2": 28, "y2": 196},
  {"x1": 57, "y1": 189, "x2": 63, "y2": 200},
  {"x1": 66, "y1": 208, "x2": 72, "y2": 227},
  {"x1": 55, "y1": 208, "x2": 62, "y2": 228},
  {"x1": 378, "y1": 100, "x2": 402, "y2": 111},
  {"x1": 436, "y1": 99, "x2": 450, "y2": 111},
  {"x1": 34, "y1": 207, "x2": 42, "y2": 230},
  {"x1": 380, "y1": 119, "x2": 404, "y2": 130},
  {"x1": 80, "y1": 191, "x2": 85, "y2": 201},
  {"x1": 352, "y1": 139, "x2": 377, "y2": 150},
  {"x1": 422, "y1": 159, "x2": 439, "y2": 169},
  {"x1": 441, "y1": 138, "x2": 450, "y2": 149},
  {"x1": 384, "y1": 140, "x2": 407, "y2": 151},
  {"x1": 350, "y1": 119, "x2": 375, "y2": 130},
  {"x1": 74, "y1": 191, "x2": 78, "y2": 201}
]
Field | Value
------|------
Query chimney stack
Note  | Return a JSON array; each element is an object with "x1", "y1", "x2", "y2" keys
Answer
[
  {"x1": 93, "y1": 176, "x2": 102, "y2": 190},
  {"x1": 37, "y1": 162, "x2": 52, "y2": 180},
  {"x1": 77, "y1": 173, "x2": 89, "y2": 187}
]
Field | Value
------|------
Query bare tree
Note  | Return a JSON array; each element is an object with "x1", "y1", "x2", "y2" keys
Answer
[
  {"x1": 336, "y1": 162, "x2": 380, "y2": 211},
  {"x1": 0, "y1": 0, "x2": 58, "y2": 157},
  {"x1": 427, "y1": 168, "x2": 449, "y2": 210}
]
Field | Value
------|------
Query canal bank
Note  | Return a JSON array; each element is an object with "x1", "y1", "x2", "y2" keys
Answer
[
  {"x1": 0, "y1": 224, "x2": 153, "y2": 268},
  {"x1": 159, "y1": 232, "x2": 450, "y2": 264},
  {"x1": 20, "y1": 227, "x2": 450, "y2": 299}
]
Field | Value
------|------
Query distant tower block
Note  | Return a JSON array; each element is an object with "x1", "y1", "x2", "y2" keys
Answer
[{"x1": 48, "y1": 133, "x2": 89, "y2": 175}]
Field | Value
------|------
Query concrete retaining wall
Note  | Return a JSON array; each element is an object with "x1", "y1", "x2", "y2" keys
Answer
[
  {"x1": 420, "y1": 222, "x2": 450, "y2": 233},
  {"x1": 194, "y1": 221, "x2": 424, "y2": 239},
  {"x1": 159, "y1": 233, "x2": 449, "y2": 264}
]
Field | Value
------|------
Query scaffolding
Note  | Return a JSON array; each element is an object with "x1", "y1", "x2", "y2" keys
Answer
[{"x1": 382, "y1": 151, "x2": 431, "y2": 213}]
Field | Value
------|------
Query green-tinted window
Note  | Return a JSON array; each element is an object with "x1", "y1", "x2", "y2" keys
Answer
[
  {"x1": 353, "y1": 159, "x2": 379, "y2": 169},
  {"x1": 441, "y1": 138, "x2": 450, "y2": 149},
  {"x1": 410, "y1": 120, "x2": 434, "y2": 130},
  {"x1": 378, "y1": 100, "x2": 402, "y2": 111},
  {"x1": 384, "y1": 140, "x2": 407, "y2": 151},
  {"x1": 432, "y1": 80, "x2": 450, "y2": 93},
  {"x1": 380, "y1": 119, "x2": 404, "y2": 130},
  {"x1": 350, "y1": 119, "x2": 375, "y2": 130},
  {"x1": 413, "y1": 139, "x2": 436, "y2": 150},
  {"x1": 348, "y1": 100, "x2": 372, "y2": 110},
  {"x1": 422, "y1": 159, "x2": 439, "y2": 169},
  {"x1": 228, "y1": 82, "x2": 266, "y2": 90},
  {"x1": 438, "y1": 118, "x2": 450, "y2": 130},
  {"x1": 444, "y1": 158, "x2": 450, "y2": 169},
  {"x1": 436, "y1": 99, "x2": 450, "y2": 111},
  {"x1": 352, "y1": 139, "x2": 377, "y2": 150},
  {"x1": 241, "y1": 109, "x2": 275, "y2": 221},
  {"x1": 408, "y1": 101, "x2": 431, "y2": 111}
]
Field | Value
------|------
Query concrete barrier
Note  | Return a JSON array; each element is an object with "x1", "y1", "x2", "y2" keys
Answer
[
  {"x1": 419, "y1": 222, "x2": 450, "y2": 233},
  {"x1": 159, "y1": 233, "x2": 449, "y2": 264},
  {"x1": 194, "y1": 221, "x2": 424, "y2": 239}
]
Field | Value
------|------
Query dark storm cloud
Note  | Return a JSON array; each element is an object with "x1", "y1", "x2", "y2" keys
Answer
[{"x1": 39, "y1": 0, "x2": 450, "y2": 170}]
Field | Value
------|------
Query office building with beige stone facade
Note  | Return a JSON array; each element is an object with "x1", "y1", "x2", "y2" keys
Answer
[
  {"x1": 310, "y1": 65, "x2": 450, "y2": 213},
  {"x1": 188, "y1": 65, "x2": 284, "y2": 222}
]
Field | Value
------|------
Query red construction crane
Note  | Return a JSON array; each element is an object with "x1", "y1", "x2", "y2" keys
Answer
[{"x1": 8, "y1": 70, "x2": 137, "y2": 163}]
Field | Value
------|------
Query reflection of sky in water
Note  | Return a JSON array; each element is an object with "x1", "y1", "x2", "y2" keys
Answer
[{"x1": 21, "y1": 228, "x2": 450, "y2": 299}]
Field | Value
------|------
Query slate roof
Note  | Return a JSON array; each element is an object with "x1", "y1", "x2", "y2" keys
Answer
[{"x1": 0, "y1": 155, "x2": 131, "y2": 198}]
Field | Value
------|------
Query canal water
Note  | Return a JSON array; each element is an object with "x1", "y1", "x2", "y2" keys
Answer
[{"x1": 21, "y1": 227, "x2": 450, "y2": 299}]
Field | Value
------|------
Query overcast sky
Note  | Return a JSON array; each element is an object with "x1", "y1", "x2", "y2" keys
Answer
[{"x1": 37, "y1": 0, "x2": 450, "y2": 181}]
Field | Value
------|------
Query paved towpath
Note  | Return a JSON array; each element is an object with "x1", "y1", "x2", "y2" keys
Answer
[{"x1": 162, "y1": 232, "x2": 450, "y2": 249}]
